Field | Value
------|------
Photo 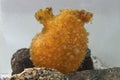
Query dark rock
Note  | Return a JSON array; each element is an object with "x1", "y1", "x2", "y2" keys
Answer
[
  {"x1": 67, "y1": 67, "x2": 120, "y2": 80},
  {"x1": 77, "y1": 48, "x2": 94, "y2": 71},
  {"x1": 11, "y1": 48, "x2": 34, "y2": 75},
  {"x1": 11, "y1": 48, "x2": 94, "y2": 75},
  {"x1": 6, "y1": 67, "x2": 69, "y2": 80}
]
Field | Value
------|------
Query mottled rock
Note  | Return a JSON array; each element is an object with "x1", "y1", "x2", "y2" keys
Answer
[
  {"x1": 11, "y1": 48, "x2": 34, "y2": 75},
  {"x1": 67, "y1": 67, "x2": 120, "y2": 80},
  {"x1": 6, "y1": 67, "x2": 69, "y2": 80}
]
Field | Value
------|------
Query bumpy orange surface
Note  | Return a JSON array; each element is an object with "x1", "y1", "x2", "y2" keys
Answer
[{"x1": 30, "y1": 8, "x2": 93, "y2": 74}]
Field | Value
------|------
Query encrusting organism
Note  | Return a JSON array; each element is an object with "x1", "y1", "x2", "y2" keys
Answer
[{"x1": 30, "y1": 8, "x2": 93, "y2": 74}]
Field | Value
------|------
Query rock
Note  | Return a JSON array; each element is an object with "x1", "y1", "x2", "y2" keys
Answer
[
  {"x1": 6, "y1": 67, "x2": 69, "y2": 80},
  {"x1": 77, "y1": 48, "x2": 94, "y2": 71},
  {"x1": 67, "y1": 67, "x2": 120, "y2": 80},
  {"x1": 11, "y1": 48, "x2": 34, "y2": 75},
  {"x1": 92, "y1": 56, "x2": 107, "y2": 69},
  {"x1": 0, "y1": 74, "x2": 8, "y2": 80},
  {"x1": 11, "y1": 48, "x2": 94, "y2": 75}
]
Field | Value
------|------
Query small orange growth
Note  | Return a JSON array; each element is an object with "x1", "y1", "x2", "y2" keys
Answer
[{"x1": 30, "y1": 8, "x2": 93, "y2": 74}]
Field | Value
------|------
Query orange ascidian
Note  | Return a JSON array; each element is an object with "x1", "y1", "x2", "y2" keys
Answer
[{"x1": 30, "y1": 8, "x2": 93, "y2": 74}]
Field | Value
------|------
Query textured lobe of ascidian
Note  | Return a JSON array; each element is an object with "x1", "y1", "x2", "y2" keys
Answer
[{"x1": 30, "y1": 8, "x2": 93, "y2": 74}]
